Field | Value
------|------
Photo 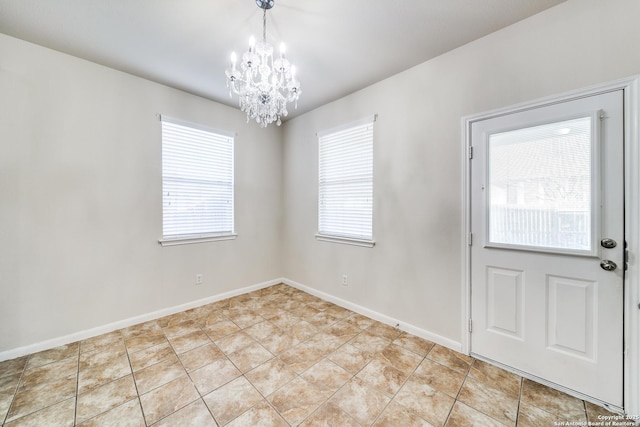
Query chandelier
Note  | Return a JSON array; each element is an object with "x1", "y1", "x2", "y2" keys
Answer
[{"x1": 225, "y1": 0, "x2": 301, "y2": 127}]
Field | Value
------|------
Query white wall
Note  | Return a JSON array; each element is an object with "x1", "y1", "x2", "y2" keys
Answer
[
  {"x1": 281, "y1": 0, "x2": 640, "y2": 345},
  {"x1": 3, "y1": 0, "x2": 640, "y2": 357},
  {"x1": 0, "y1": 34, "x2": 283, "y2": 353}
]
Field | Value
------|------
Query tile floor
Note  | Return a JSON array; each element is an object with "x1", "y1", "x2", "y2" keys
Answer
[{"x1": 0, "y1": 283, "x2": 618, "y2": 426}]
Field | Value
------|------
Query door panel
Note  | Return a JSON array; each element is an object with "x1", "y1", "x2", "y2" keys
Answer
[
  {"x1": 486, "y1": 266, "x2": 524, "y2": 338},
  {"x1": 470, "y1": 90, "x2": 624, "y2": 406},
  {"x1": 546, "y1": 275, "x2": 596, "y2": 360}
]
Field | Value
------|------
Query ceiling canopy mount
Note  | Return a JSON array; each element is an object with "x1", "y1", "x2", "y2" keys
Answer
[{"x1": 255, "y1": 0, "x2": 274, "y2": 10}]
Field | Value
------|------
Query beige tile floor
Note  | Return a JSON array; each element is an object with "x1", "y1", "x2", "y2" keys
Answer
[{"x1": 0, "y1": 283, "x2": 618, "y2": 426}]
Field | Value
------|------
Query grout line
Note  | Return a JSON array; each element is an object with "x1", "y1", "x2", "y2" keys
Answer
[
  {"x1": 73, "y1": 342, "x2": 80, "y2": 426},
  {"x1": 515, "y1": 376, "x2": 523, "y2": 426},
  {"x1": 123, "y1": 331, "x2": 148, "y2": 427},
  {"x1": 1, "y1": 355, "x2": 29, "y2": 426},
  {"x1": 80, "y1": 335, "x2": 139, "y2": 419}
]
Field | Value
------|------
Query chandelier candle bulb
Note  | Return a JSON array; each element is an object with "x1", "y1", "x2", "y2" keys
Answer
[{"x1": 224, "y1": 0, "x2": 301, "y2": 128}]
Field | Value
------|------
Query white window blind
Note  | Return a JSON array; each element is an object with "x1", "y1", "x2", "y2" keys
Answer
[
  {"x1": 318, "y1": 116, "x2": 375, "y2": 244},
  {"x1": 161, "y1": 116, "x2": 234, "y2": 243}
]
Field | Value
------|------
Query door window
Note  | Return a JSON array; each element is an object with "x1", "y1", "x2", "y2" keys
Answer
[{"x1": 487, "y1": 114, "x2": 598, "y2": 255}]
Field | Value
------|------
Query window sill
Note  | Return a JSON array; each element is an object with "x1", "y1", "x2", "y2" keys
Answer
[
  {"x1": 159, "y1": 234, "x2": 237, "y2": 247},
  {"x1": 315, "y1": 234, "x2": 375, "y2": 248}
]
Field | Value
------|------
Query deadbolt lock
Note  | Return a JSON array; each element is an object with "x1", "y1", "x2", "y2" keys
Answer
[{"x1": 601, "y1": 238, "x2": 617, "y2": 249}]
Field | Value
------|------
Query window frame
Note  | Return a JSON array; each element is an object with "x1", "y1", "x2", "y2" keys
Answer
[
  {"x1": 315, "y1": 115, "x2": 376, "y2": 248},
  {"x1": 158, "y1": 115, "x2": 236, "y2": 247}
]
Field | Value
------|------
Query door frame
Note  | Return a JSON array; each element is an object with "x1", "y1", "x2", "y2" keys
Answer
[{"x1": 461, "y1": 75, "x2": 640, "y2": 415}]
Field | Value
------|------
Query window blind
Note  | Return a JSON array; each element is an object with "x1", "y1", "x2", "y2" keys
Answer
[
  {"x1": 161, "y1": 116, "x2": 234, "y2": 241},
  {"x1": 318, "y1": 116, "x2": 374, "y2": 241}
]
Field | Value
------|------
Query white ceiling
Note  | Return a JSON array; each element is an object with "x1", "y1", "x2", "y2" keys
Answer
[{"x1": 0, "y1": 0, "x2": 565, "y2": 120}]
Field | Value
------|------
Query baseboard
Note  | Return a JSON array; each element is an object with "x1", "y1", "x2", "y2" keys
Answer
[
  {"x1": 2, "y1": 276, "x2": 463, "y2": 362},
  {"x1": 0, "y1": 278, "x2": 282, "y2": 362},
  {"x1": 281, "y1": 278, "x2": 462, "y2": 353}
]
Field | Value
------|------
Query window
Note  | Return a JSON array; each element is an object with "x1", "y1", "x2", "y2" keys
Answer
[
  {"x1": 488, "y1": 116, "x2": 594, "y2": 252},
  {"x1": 317, "y1": 115, "x2": 375, "y2": 247},
  {"x1": 159, "y1": 116, "x2": 235, "y2": 246}
]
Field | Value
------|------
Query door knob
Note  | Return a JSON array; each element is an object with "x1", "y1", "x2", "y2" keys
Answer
[{"x1": 600, "y1": 260, "x2": 617, "y2": 271}]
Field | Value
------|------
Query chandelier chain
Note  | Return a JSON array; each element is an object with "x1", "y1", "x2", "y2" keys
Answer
[{"x1": 262, "y1": 8, "x2": 267, "y2": 43}]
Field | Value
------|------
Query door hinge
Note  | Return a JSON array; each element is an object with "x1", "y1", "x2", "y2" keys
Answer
[
  {"x1": 625, "y1": 240, "x2": 629, "y2": 271},
  {"x1": 468, "y1": 146, "x2": 474, "y2": 159},
  {"x1": 468, "y1": 319, "x2": 473, "y2": 333},
  {"x1": 468, "y1": 232, "x2": 473, "y2": 246}
]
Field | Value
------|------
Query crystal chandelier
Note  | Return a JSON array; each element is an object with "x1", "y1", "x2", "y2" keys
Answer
[{"x1": 225, "y1": 0, "x2": 301, "y2": 127}]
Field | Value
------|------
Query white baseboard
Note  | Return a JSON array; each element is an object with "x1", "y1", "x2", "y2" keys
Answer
[
  {"x1": 1, "y1": 276, "x2": 463, "y2": 362},
  {"x1": 0, "y1": 278, "x2": 282, "y2": 362},
  {"x1": 281, "y1": 278, "x2": 462, "y2": 353}
]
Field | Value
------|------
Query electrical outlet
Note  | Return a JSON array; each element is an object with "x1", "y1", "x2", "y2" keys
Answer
[
  {"x1": 341, "y1": 274, "x2": 348, "y2": 286},
  {"x1": 195, "y1": 274, "x2": 203, "y2": 285}
]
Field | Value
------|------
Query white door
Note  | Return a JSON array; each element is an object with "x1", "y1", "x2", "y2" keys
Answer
[{"x1": 470, "y1": 90, "x2": 624, "y2": 406}]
